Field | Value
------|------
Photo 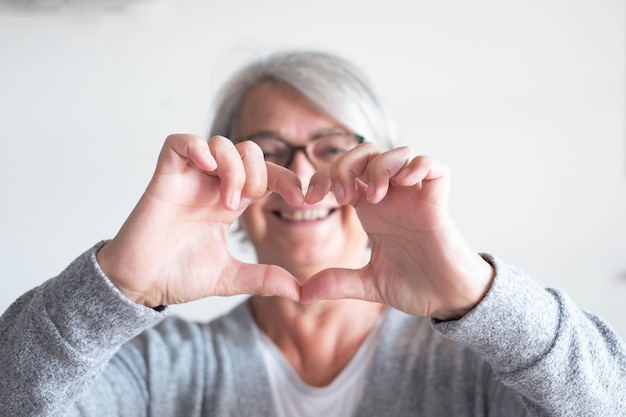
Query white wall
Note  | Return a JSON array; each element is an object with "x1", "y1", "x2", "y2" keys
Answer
[{"x1": 0, "y1": 0, "x2": 624, "y2": 339}]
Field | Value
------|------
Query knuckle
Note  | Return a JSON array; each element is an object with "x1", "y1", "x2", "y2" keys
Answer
[
  {"x1": 164, "y1": 133, "x2": 186, "y2": 146},
  {"x1": 237, "y1": 140, "x2": 264, "y2": 159},
  {"x1": 209, "y1": 135, "x2": 233, "y2": 149}
]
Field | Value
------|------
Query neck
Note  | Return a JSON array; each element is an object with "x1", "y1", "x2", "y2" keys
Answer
[{"x1": 250, "y1": 296, "x2": 385, "y2": 386}]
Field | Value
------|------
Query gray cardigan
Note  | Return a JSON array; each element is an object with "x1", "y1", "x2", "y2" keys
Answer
[{"x1": 1, "y1": 242, "x2": 625, "y2": 416}]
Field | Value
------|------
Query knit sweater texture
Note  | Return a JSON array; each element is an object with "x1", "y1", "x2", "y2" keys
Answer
[{"x1": 1, "y1": 242, "x2": 625, "y2": 416}]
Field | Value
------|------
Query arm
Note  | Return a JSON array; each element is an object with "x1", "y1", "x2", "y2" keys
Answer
[
  {"x1": 301, "y1": 143, "x2": 626, "y2": 415},
  {"x1": 0, "y1": 242, "x2": 165, "y2": 416},
  {"x1": 0, "y1": 134, "x2": 303, "y2": 415},
  {"x1": 434, "y1": 254, "x2": 626, "y2": 416}
]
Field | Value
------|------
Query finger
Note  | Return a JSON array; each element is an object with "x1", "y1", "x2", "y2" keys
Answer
[
  {"x1": 300, "y1": 267, "x2": 380, "y2": 304},
  {"x1": 391, "y1": 155, "x2": 450, "y2": 187},
  {"x1": 266, "y1": 162, "x2": 305, "y2": 207},
  {"x1": 157, "y1": 134, "x2": 217, "y2": 174},
  {"x1": 325, "y1": 142, "x2": 381, "y2": 205},
  {"x1": 236, "y1": 140, "x2": 268, "y2": 204},
  {"x1": 218, "y1": 262, "x2": 302, "y2": 301},
  {"x1": 208, "y1": 136, "x2": 247, "y2": 210},
  {"x1": 361, "y1": 146, "x2": 414, "y2": 204},
  {"x1": 304, "y1": 166, "x2": 332, "y2": 204}
]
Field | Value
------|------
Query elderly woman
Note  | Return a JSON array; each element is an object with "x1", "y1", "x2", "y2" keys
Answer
[{"x1": 1, "y1": 51, "x2": 624, "y2": 416}]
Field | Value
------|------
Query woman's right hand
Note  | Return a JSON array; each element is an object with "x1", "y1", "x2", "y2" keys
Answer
[{"x1": 96, "y1": 134, "x2": 304, "y2": 308}]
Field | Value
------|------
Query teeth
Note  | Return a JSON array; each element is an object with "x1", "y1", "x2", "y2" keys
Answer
[{"x1": 279, "y1": 208, "x2": 332, "y2": 221}]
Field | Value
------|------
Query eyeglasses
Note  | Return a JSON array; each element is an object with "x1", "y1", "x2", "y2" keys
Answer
[{"x1": 237, "y1": 130, "x2": 365, "y2": 169}]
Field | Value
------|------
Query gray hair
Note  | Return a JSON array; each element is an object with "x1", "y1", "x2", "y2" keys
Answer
[{"x1": 208, "y1": 50, "x2": 397, "y2": 150}]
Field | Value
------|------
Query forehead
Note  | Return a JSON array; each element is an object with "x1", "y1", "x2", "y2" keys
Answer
[{"x1": 238, "y1": 82, "x2": 344, "y2": 140}]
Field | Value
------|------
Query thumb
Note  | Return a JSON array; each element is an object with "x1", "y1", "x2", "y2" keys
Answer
[
  {"x1": 300, "y1": 267, "x2": 379, "y2": 304},
  {"x1": 222, "y1": 262, "x2": 302, "y2": 301}
]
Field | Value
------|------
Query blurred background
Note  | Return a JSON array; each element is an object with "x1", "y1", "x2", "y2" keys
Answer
[{"x1": 0, "y1": 0, "x2": 624, "y2": 338}]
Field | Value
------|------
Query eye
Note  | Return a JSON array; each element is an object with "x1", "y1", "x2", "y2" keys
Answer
[
  {"x1": 319, "y1": 144, "x2": 348, "y2": 156},
  {"x1": 313, "y1": 134, "x2": 355, "y2": 160},
  {"x1": 262, "y1": 148, "x2": 291, "y2": 162},
  {"x1": 254, "y1": 138, "x2": 289, "y2": 161}
]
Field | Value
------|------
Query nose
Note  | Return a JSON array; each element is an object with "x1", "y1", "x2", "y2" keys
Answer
[{"x1": 287, "y1": 148, "x2": 316, "y2": 194}]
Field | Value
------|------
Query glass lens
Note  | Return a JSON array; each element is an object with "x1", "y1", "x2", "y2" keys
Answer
[
  {"x1": 310, "y1": 133, "x2": 360, "y2": 165},
  {"x1": 254, "y1": 137, "x2": 291, "y2": 166}
]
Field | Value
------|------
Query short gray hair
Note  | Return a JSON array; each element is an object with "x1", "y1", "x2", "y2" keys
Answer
[{"x1": 209, "y1": 50, "x2": 397, "y2": 150}]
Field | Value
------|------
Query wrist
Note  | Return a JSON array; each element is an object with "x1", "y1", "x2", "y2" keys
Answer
[
  {"x1": 95, "y1": 242, "x2": 155, "y2": 307},
  {"x1": 419, "y1": 228, "x2": 495, "y2": 321},
  {"x1": 432, "y1": 255, "x2": 494, "y2": 321}
]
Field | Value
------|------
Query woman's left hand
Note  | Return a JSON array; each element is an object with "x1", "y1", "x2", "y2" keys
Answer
[{"x1": 301, "y1": 142, "x2": 494, "y2": 320}]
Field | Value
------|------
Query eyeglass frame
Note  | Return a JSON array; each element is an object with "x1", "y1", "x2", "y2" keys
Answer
[{"x1": 235, "y1": 130, "x2": 365, "y2": 169}]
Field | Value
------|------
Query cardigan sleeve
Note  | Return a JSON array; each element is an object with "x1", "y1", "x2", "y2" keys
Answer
[
  {"x1": 432, "y1": 254, "x2": 626, "y2": 416},
  {"x1": 0, "y1": 242, "x2": 167, "y2": 417}
]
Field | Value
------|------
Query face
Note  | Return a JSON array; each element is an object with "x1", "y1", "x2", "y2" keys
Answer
[{"x1": 238, "y1": 82, "x2": 369, "y2": 282}]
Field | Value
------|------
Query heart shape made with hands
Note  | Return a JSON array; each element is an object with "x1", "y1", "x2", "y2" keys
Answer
[{"x1": 103, "y1": 135, "x2": 489, "y2": 319}]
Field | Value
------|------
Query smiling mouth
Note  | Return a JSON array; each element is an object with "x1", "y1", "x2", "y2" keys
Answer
[{"x1": 274, "y1": 208, "x2": 337, "y2": 222}]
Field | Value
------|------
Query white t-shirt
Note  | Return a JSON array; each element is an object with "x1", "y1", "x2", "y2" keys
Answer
[{"x1": 256, "y1": 316, "x2": 383, "y2": 417}]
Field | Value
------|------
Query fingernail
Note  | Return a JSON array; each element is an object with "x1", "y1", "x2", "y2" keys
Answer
[
  {"x1": 304, "y1": 183, "x2": 317, "y2": 202},
  {"x1": 396, "y1": 167, "x2": 411, "y2": 179},
  {"x1": 334, "y1": 183, "x2": 345, "y2": 203},
  {"x1": 228, "y1": 190, "x2": 241, "y2": 210},
  {"x1": 366, "y1": 183, "x2": 376, "y2": 202},
  {"x1": 203, "y1": 146, "x2": 217, "y2": 169}
]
